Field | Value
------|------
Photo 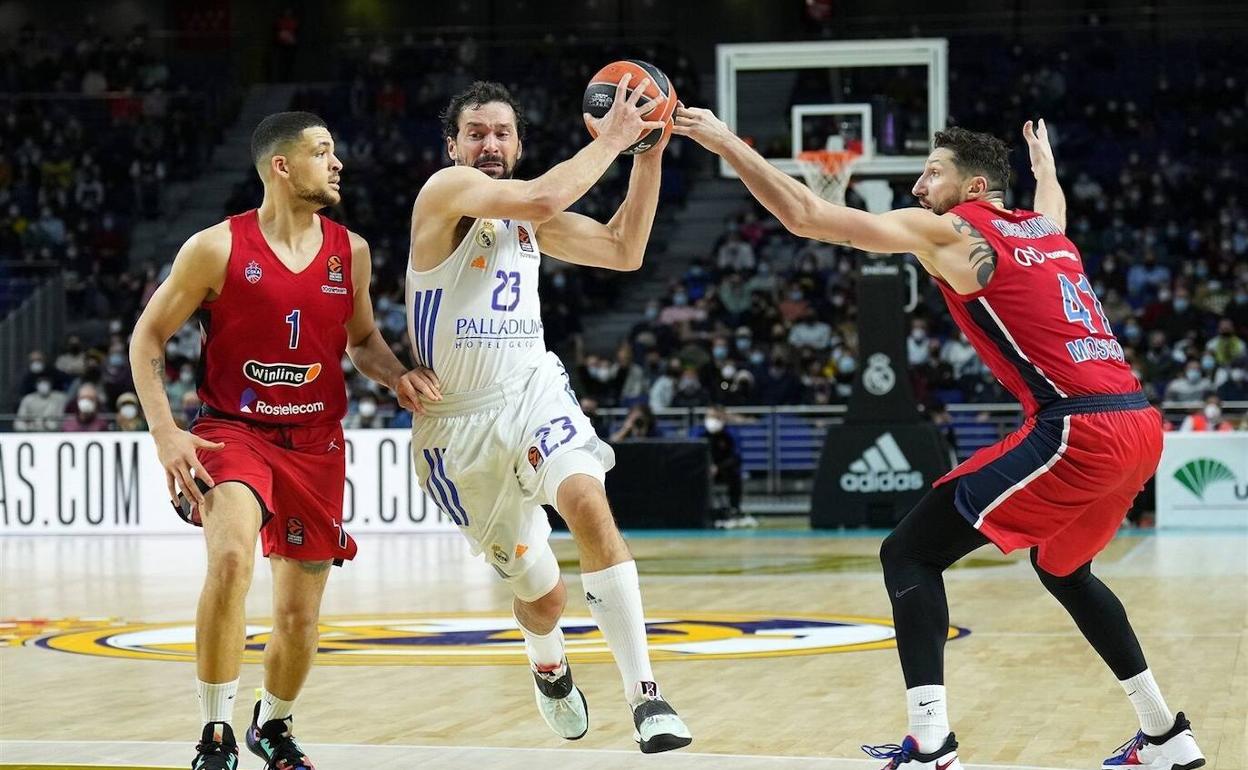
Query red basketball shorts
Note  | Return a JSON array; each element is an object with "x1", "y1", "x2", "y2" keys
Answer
[
  {"x1": 935, "y1": 392, "x2": 1161, "y2": 576},
  {"x1": 189, "y1": 415, "x2": 357, "y2": 564}
]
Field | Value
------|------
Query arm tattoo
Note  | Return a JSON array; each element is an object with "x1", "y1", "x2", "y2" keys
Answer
[
  {"x1": 952, "y1": 216, "x2": 997, "y2": 288},
  {"x1": 150, "y1": 357, "x2": 164, "y2": 380}
]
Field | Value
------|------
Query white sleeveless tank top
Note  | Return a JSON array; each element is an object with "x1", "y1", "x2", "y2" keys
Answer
[{"x1": 406, "y1": 217, "x2": 547, "y2": 395}]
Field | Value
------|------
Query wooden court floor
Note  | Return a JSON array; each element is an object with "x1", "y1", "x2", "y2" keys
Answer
[{"x1": 1, "y1": 528, "x2": 1244, "y2": 769}]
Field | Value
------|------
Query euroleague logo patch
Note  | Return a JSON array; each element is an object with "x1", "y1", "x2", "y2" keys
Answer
[
  {"x1": 527, "y1": 445, "x2": 543, "y2": 470},
  {"x1": 516, "y1": 225, "x2": 535, "y2": 254},
  {"x1": 18, "y1": 612, "x2": 969, "y2": 666},
  {"x1": 327, "y1": 254, "x2": 344, "y2": 282},
  {"x1": 286, "y1": 517, "x2": 305, "y2": 546}
]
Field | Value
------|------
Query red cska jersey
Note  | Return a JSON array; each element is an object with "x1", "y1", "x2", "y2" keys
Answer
[
  {"x1": 197, "y1": 209, "x2": 354, "y2": 425},
  {"x1": 936, "y1": 200, "x2": 1140, "y2": 416}
]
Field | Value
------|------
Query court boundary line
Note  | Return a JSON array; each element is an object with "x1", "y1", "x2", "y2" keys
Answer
[{"x1": 0, "y1": 739, "x2": 1082, "y2": 770}]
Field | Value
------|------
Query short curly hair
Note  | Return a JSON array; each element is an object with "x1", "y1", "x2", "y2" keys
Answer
[
  {"x1": 933, "y1": 126, "x2": 1011, "y2": 192},
  {"x1": 440, "y1": 81, "x2": 527, "y2": 142}
]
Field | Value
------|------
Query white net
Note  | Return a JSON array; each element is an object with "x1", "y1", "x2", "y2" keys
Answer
[{"x1": 795, "y1": 150, "x2": 861, "y2": 205}]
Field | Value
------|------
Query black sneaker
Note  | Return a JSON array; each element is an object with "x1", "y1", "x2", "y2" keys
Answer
[
  {"x1": 245, "y1": 701, "x2": 316, "y2": 769},
  {"x1": 192, "y1": 722, "x2": 238, "y2": 770},
  {"x1": 630, "y1": 682, "x2": 692, "y2": 754}
]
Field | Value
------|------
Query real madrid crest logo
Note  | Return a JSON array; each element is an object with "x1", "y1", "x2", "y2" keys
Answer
[
  {"x1": 245, "y1": 261, "x2": 263, "y2": 284},
  {"x1": 863, "y1": 353, "x2": 896, "y2": 396},
  {"x1": 475, "y1": 221, "x2": 496, "y2": 249}
]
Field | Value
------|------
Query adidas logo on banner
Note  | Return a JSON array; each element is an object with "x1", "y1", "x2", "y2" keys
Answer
[{"x1": 840, "y1": 432, "x2": 924, "y2": 493}]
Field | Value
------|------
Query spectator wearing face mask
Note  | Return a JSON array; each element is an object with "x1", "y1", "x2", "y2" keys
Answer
[
  {"x1": 629, "y1": 299, "x2": 677, "y2": 357},
  {"x1": 715, "y1": 357, "x2": 756, "y2": 406},
  {"x1": 1179, "y1": 395, "x2": 1234, "y2": 432},
  {"x1": 1164, "y1": 359, "x2": 1213, "y2": 402},
  {"x1": 165, "y1": 363, "x2": 197, "y2": 408},
  {"x1": 15, "y1": 375, "x2": 67, "y2": 431},
  {"x1": 18, "y1": 349, "x2": 68, "y2": 397},
  {"x1": 788, "y1": 308, "x2": 833, "y2": 351},
  {"x1": 659, "y1": 287, "x2": 704, "y2": 326},
  {"x1": 54, "y1": 335, "x2": 87, "y2": 376},
  {"x1": 576, "y1": 354, "x2": 617, "y2": 404},
  {"x1": 682, "y1": 259, "x2": 714, "y2": 301},
  {"x1": 703, "y1": 406, "x2": 748, "y2": 523},
  {"x1": 744, "y1": 261, "x2": 779, "y2": 299},
  {"x1": 1205, "y1": 318, "x2": 1246, "y2": 366},
  {"x1": 649, "y1": 360, "x2": 680, "y2": 410},
  {"x1": 1158, "y1": 287, "x2": 1210, "y2": 341},
  {"x1": 541, "y1": 269, "x2": 584, "y2": 361},
  {"x1": 906, "y1": 319, "x2": 931, "y2": 367},
  {"x1": 1216, "y1": 366, "x2": 1248, "y2": 402},
  {"x1": 1228, "y1": 286, "x2": 1248, "y2": 331},
  {"x1": 777, "y1": 283, "x2": 810, "y2": 324},
  {"x1": 672, "y1": 366, "x2": 709, "y2": 408},
  {"x1": 61, "y1": 383, "x2": 108, "y2": 432},
  {"x1": 178, "y1": 390, "x2": 203, "y2": 429},
  {"x1": 344, "y1": 393, "x2": 387, "y2": 429},
  {"x1": 113, "y1": 392, "x2": 147, "y2": 431},
  {"x1": 102, "y1": 342, "x2": 135, "y2": 397},
  {"x1": 717, "y1": 272, "x2": 753, "y2": 325},
  {"x1": 756, "y1": 355, "x2": 804, "y2": 405}
]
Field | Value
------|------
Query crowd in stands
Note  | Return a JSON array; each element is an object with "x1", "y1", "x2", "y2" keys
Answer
[
  {"x1": 6, "y1": 25, "x2": 1247, "y2": 435},
  {"x1": 586, "y1": 31, "x2": 1248, "y2": 431},
  {"x1": 0, "y1": 21, "x2": 230, "y2": 323}
]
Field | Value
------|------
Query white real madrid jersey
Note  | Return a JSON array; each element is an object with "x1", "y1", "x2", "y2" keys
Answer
[{"x1": 406, "y1": 217, "x2": 547, "y2": 395}]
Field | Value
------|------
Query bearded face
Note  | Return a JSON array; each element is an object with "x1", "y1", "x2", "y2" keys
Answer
[{"x1": 447, "y1": 101, "x2": 521, "y2": 180}]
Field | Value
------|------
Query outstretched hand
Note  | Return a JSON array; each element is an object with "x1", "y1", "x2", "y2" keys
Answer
[
  {"x1": 671, "y1": 104, "x2": 736, "y2": 154},
  {"x1": 1023, "y1": 119, "x2": 1055, "y2": 176}
]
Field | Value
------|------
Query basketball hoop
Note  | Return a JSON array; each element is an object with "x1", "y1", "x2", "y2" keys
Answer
[{"x1": 795, "y1": 149, "x2": 861, "y2": 205}]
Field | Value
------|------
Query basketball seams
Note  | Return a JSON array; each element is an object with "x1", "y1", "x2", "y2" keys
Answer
[{"x1": 583, "y1": 59, "x2": 677, "y2": 155}]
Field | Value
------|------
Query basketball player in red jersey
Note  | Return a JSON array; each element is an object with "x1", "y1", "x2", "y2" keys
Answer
[
  {"x1": 129, "y1": 112, "x2": 440, "y2": 770},
  {"x1": 674, "y1": 109, "x2": 1206, "y2": 770}
]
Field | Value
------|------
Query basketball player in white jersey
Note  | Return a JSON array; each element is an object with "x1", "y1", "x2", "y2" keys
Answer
[{"x1": 405, "y1": 78, "x2": 691, "y2": 753}]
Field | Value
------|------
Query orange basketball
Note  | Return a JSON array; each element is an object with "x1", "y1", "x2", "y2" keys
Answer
[{"x1": 583, "y1": 59, "x2": 677, "y2": 155}]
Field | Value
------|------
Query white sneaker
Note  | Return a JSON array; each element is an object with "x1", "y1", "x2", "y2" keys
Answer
[
  {"x1": 1102, "y1": 712, "x2": 1205, "y2": 769},
  {"x1": 531, "y1": 660, "x2": 588, "y2": 740},
  {"x1": 861, "y1": 734, "x2": 961, "y2": 769},
  {"x1": 630, "y1": 681, "x2": 692, "y2": 754}
]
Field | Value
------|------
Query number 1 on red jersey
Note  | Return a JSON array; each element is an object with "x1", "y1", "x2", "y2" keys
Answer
[{"x1": 285, "y1": 309, "x2": 301, "y2": 349}]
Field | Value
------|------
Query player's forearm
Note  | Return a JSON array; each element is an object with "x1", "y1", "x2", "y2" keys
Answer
[
  {"x1": 604, "y1": 154, "x2": 663, "y2": 270},
  {"x1": 529, "y1": 137, "x2": 625, "y2": 218},
  {"x1": 718, "y1": 133, "x2": 824, "y2": 237},
  {"x1": 1032, "y1": 166, "x2": 1067, "y2": 231},
  {"x1": 128, "y1": 331, "x2": 179, "y2": 436},
  {"x1": 347, "y1": 327, "x2": 408, "y2": 392}
]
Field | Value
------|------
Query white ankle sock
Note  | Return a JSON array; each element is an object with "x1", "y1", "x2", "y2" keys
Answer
[
  {"x1": 906, "y1": 684, "x2": 949, "y2": 754},
  {"x1": 1120, "y1": 669, "x2": 1174, "y2": 736},
  {"x1": 581, "y1": 560, "x2": 655, "y2": 704},
  {"x1": 257, "y1": 688, "x2": 296, "y2": 726},
  {"x1": 197, "y1": 678, "x2": 239, "y2": 725},
  {"x1": 516, "y1": 617, "x2": 566, "y2": 669}
]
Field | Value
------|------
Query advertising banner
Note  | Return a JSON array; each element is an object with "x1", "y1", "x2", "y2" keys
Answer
[
  {"x1": 0, "y1": 431, "x2": 459, "y2": 534},
  {"x1": 1155, "y1": 433, "x2": 1248, "y2": 528}
]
